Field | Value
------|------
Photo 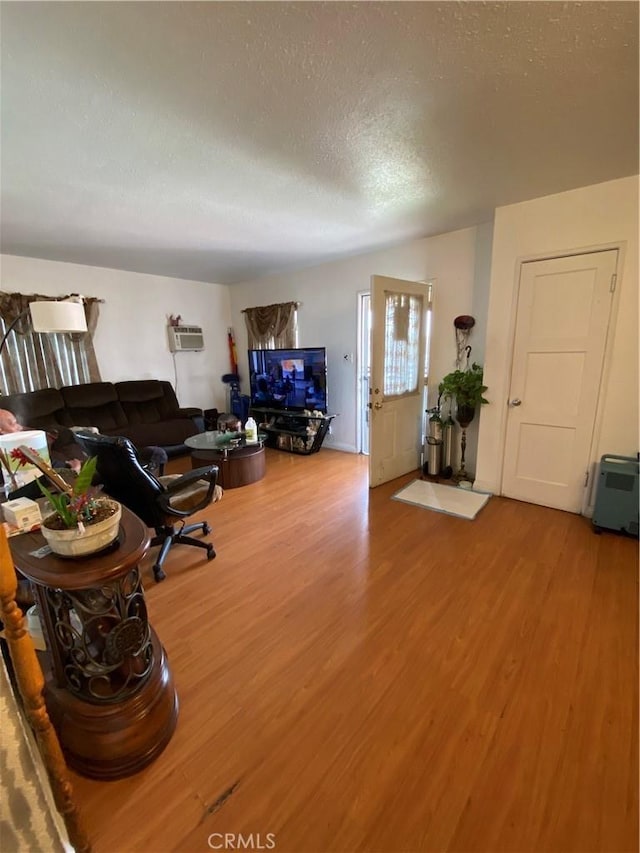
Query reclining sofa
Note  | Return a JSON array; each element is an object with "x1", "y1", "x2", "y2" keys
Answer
[{"x1": 2, "y1": 380, "x2": 205, "y2": 458}]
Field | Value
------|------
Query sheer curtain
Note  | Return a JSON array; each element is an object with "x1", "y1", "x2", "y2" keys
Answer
[
  {"x1": 383, "y1": 291, "x2": 423, "y2": 397},
  {"x1": 243, "y1": 302, "x2": 298, "y2": 349},
  {"x1": 0, "y1": 292, "x2": 102, "y2": 394}
]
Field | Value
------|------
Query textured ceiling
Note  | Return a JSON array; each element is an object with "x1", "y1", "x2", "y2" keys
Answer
[{"x1": 1, "y1": 1, "x2": 638, "y2": 285}]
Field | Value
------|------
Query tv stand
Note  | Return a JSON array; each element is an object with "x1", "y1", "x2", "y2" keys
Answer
[{"x1": 250, "y1": 407, "x2": 337, "y2": 455}]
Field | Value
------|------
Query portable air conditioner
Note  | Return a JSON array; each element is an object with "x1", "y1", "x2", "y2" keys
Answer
[
  {"x1": 167, "y1": 325, "x2": 204, "y2": 352},
  {"x1": 592, "y1": 454, "x2": 639, "y2": 536}
]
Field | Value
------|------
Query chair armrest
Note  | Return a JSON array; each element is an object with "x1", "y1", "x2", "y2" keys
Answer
[
  {"x1": 157, "y1": 465, "x2": 219, "y2": 518},
  {"x1": 162, "y1": 466, "x2": 217, "y2": 493}
]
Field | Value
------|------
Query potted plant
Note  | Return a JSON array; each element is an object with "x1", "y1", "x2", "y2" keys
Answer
[
  {"x1": 438, "y1": 362, "x2": 489, "y2": 427},
  {"x1": 438, "y1": 363, "x2": 489, "y2": 483},
  {"x1": 10, "y1": 448, "x2": 121, "y2": 557}
]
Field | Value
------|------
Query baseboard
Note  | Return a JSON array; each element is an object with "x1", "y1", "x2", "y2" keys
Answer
[{"x1": 321, "y1": 440, "x2": 357, "y2": 453}]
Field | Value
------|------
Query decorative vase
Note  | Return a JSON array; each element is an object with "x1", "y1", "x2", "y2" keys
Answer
[
  {"x1": 40, "y1": 500, "x2": 122, "y2": 558},
  {"x1": 0, "y1": 461, "x2": 19, "y2": 495}
]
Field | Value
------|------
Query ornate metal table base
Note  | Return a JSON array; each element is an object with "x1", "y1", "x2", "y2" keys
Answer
[
  {"x1": 44, "y1": 629, "x2": 178, "y2": 779},
  {"x1": 10, "y1": 507, "x2": 179, "y2": 780}
]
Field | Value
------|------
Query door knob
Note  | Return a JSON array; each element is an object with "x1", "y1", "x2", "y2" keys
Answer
[
  {"x1": 509, "y1": 398, "x2": 522, "y2": 407},
  {"x1": 373, "y1": 401, "x2": 383, "y2": 410}
]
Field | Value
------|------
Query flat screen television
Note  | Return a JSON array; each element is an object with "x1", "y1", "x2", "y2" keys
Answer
[{"x1": 247, "y1": 347, "x2": 328, "y2": 412}]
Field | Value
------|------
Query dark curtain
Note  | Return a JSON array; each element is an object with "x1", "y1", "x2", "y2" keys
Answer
[
  {"x1": 243, "y1": 301, "x2": 297, "y2": 349},
  {"x1": 0, "y1": 292, "x2": 102, "y2": 394}
]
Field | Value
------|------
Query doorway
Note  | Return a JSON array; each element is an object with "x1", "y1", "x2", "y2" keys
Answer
[
  {"x1": 365, "y1": 276, "x2": 432, "y2": 487},
  {"x1": 501, "y1": 249, "x2": 618, "y2": 512},
  {"x1": 357, "y1": 291, "x2": 371, "y2": 455},
  {"x1": 357, "y1": 282, "x2": 433, "y2": 474}
]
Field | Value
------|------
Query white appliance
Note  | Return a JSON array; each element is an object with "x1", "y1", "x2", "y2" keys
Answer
[{"x1": 167, "y1": 325, "x2": 204, "y2": 352}]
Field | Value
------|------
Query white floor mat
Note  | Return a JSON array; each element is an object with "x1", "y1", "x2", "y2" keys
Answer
[{"x1": 392, "y1": 479, "x2": 491, "y2": 520}]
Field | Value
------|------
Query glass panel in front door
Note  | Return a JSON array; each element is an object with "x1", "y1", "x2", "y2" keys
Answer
[{"x1": 383, "y1": 291, "x2": 423, "y2": 398}]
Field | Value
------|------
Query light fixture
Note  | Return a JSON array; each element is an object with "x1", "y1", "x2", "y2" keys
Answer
[
  {"x1": 0, "y1": 299, "x2": 88, "y2": 359},
  {"x1": 29, "y1": 300, "x2": 87, "y2": 334}
]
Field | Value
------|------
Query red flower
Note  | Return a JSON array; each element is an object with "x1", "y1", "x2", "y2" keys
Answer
[{"x1": 10, "y1": 447, "x2": 31, "y2": 467}]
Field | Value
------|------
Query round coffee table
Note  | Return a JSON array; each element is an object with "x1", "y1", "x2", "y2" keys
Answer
[{"x1": 185, "y1": 431, "x2": 266, "y2": 489}]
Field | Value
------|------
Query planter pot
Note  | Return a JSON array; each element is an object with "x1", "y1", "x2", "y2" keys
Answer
[
  {"x1": 455, "y1": 404, "x2": 476, "y2": 428},
  {"x1": 41, "y1": 500, "x2": 122, "y2": 558}
]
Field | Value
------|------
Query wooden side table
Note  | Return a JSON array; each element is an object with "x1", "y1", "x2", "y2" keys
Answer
[{"x1": 9, "y1": 506, "x2": 178, "y2": 779}]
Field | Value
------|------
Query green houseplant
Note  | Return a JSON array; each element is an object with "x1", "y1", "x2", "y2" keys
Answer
[
  {"x1": 438, "y1": 362, "x2": 489, "y2": 483},
  {"x1": 438, "y1": 362, "x2": 488, "y2": 427},
  {"x1": 36, "y1": 454, "x2": 101, "y2": 527},
  {"x1": 11, "y1": 448, "x2": 121, "y2": 556}
]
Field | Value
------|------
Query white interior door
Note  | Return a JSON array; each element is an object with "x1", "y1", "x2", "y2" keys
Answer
[
  {"x1": 502, "y1": 250, "x2": 618, "y2": 512},
  {"x1": 369, "y1": 275, "x2": 428, "y2": 487}
]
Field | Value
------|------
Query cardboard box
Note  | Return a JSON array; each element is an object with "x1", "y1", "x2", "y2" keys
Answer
[{"x1": 2, "y1": 497, "x2": 42, "y2": 530}]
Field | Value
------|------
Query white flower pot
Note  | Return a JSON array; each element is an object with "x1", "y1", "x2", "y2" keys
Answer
[{"x1": 40, "y1": 500, "x2": 122, "y2": 558}]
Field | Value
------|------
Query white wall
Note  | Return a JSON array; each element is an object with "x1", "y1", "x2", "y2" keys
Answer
[
  {"x1": 475, "y1": 175, "x2": 639, "y2": 495},
  {"x1": 229, "y1": 224, "x2": 494, "y2": 466},
  {"x1": 6, "y1": 173, "x2": 632, "y2": 497},
  {"x1": 0, "y1": 255, "x2": 232, "y2": 410}
]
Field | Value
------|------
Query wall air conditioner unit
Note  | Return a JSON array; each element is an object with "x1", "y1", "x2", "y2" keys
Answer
[{"x1": 168, "y1": 325, "x2": 205, "y2": 352}]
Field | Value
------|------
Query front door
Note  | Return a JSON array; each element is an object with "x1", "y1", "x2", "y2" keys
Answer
[
  {"x1": 501, "y1": 250, "x2": 618, "y2": 512},
  {"x1": 369, "y1": 275, "x2": 428, "y2": 487}
]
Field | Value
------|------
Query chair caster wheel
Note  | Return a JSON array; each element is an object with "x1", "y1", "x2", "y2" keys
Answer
[
  {"x1": 206, "y1": 545, "x2": 216, "y2": 561},
  {"x1": 203, "y1": 522, "x2": 212, "y2": 535},
  {"x1": 153, "y1": 565, "x2": 166, "y2": 582}
]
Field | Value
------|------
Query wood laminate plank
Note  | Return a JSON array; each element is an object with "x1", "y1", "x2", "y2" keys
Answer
[{"x1": 70, "y1": 450, "x2": 638, "y2": 853}]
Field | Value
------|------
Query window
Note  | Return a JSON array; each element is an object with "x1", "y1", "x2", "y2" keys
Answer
[{"x1": 0, "y1": 294, "x2": 102, "y2": 394}]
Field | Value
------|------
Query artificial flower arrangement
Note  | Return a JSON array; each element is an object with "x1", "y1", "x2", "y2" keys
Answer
[
  {"x1": 0, "y1": 446, "x2": 19, "y2": 492},
  {"x1": 0, "y1": 429, "x2": 53, "y2": 494}
]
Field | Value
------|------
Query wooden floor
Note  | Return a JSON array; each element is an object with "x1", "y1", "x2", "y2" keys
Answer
[{"x1": 70, "y1": 449, "x2": 638, "y2": 853}]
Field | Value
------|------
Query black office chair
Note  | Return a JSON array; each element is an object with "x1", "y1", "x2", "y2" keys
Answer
[{"x1": 74, "y1": 430, "x2": 221, "y2": 582}]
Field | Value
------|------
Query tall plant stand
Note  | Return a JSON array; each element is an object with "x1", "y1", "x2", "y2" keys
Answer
[
  {"x1": 454, "y1": 405, "x2": 476, "y2": 485},
  {"x1": 9, "y1": 506, "x2": 178, "y2": 779}
]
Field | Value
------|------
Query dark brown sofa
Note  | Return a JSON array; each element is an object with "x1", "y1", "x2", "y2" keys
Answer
[{"x1": 2, "y1": 380, "x2": 205, "y2": 458}]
